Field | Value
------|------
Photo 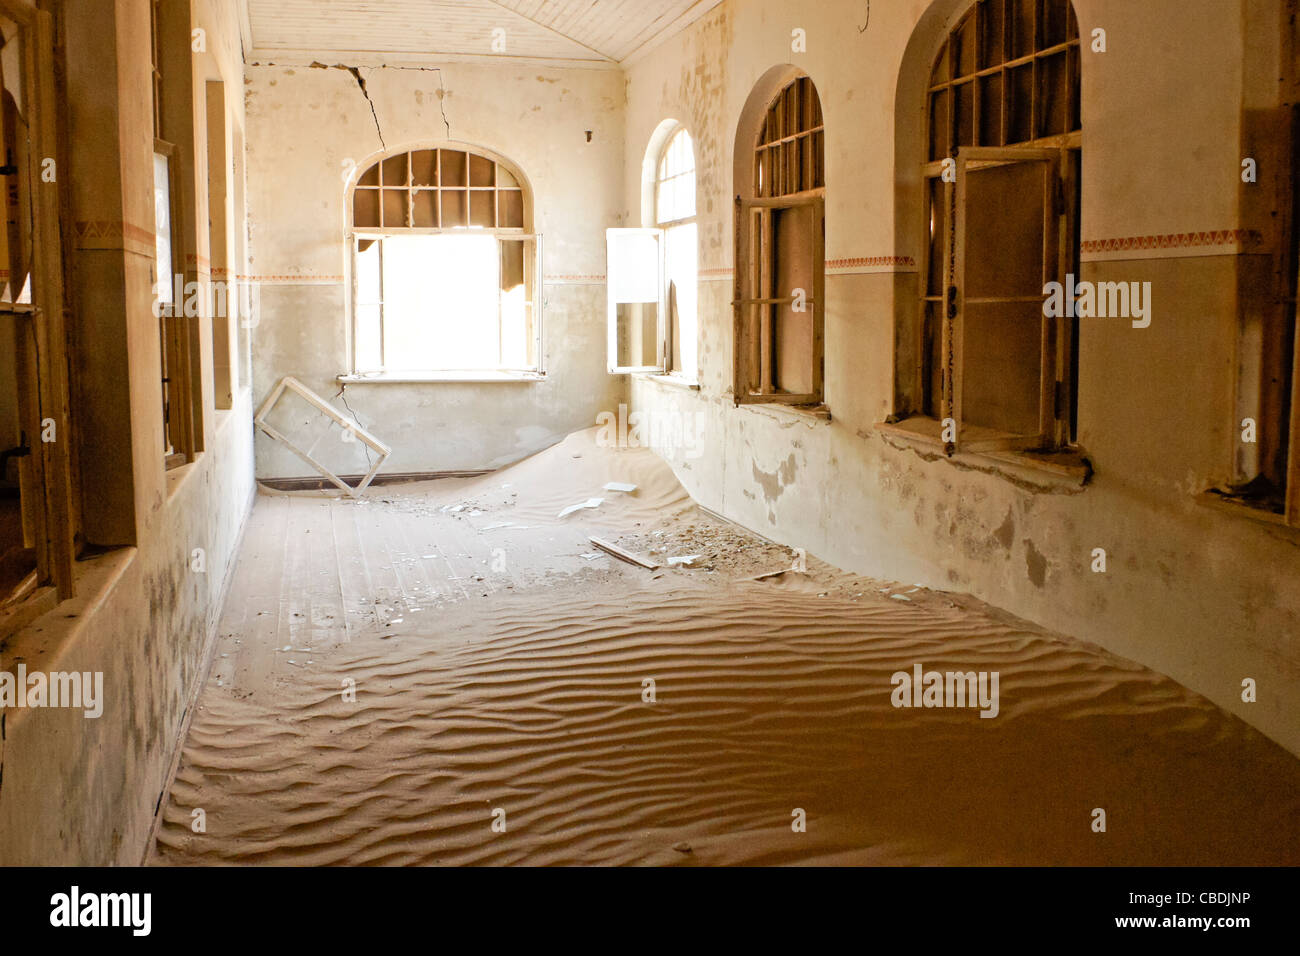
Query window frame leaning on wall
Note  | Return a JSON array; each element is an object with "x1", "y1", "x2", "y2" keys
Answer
[
  {"x1": 345, "y1": 144, "x2": 543, "y2": 380},
  {"x1": 0, "y1": 0, "x2": 76, "y2": 635},
  {"x1": 890, "y1": 0, "x2": 1082, "y2": 456},
  {"x1": 732, "y1": 73, "x2": 826, "y2": 407}
]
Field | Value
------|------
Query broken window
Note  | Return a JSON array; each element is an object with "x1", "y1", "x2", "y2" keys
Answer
[
  {"x1": 733, "y1": 74, "x2": 825, "y2": 406},
  {"x1": 606, "y1": 125, "x2": 698, "y2": 378},
  {"x1": 911, "y1": 0, "x2": 1081, "y2": 453},
  {"x1": 349, "y1": 147, "x2": 540, "y2": 374},
  {"x1": 1, "y1": 6, "x2": 76, "y2": 631}
]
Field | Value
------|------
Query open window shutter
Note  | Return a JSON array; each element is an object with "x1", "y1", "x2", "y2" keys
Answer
[
  {"x1": 498, "y1": 234, "x2": 541, "y2": 371},
  {"x1": 733, "y1": 194, "x2": 824, "y2": 405},
  {"x1": 952, "y1": 146, "x2": 1060, "y2": 454},
  {"x1": 606, "y1": 227, "x2": 665, "y2": 373}
]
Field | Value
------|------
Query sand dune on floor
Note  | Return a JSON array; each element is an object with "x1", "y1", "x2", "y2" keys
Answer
[{"x1": 152, "y1": 432, "x2": 1300, "y2": 866}]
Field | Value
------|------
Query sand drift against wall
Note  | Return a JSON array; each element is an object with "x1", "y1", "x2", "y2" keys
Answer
[{"x1": 151, "y1": 431, "x2": 1300, "y2": 866}]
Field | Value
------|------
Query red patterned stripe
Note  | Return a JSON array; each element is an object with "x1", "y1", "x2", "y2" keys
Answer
[{"x1": 1081, "y1": 229, "x2": 1263, "y2": 254}]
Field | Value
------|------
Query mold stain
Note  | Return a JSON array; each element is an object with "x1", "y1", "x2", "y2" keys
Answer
[
  {"x1": 1025, "y1": 539, "x2": 1048, "y2": 588},
  {"x1": 752, "y1": 453, "x2": 797, "y2": 504},
  {"x1": 994, "y1": 508, "x2": 1015, "y2": 551}
]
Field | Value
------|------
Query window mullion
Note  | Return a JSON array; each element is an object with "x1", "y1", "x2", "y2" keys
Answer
[{"x1": 377, "y1": 238, "x2": 386, "y2": 371}]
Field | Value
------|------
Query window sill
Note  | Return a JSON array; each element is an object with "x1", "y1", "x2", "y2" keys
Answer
[
  {"x1": 1196, "y1": 490, "x2": 1298, "y2": 533},
  {"x1": 635, "y1": 372, "x2": 700, "y2": 391},
  {"x1": 738, "y1": 401, "x2": 832, "y2": 423},
  {"x1": 874, "y1": 417, "x2": 1091, "y2": 490},
  {"x1": 0, "y1": 546, "x2": 136, "y2": 714},
  {"x1": 166, "y1": 453, "x2": 203, "y2": 502},
  {"x1": 338, "y1": 370, "x2": 546, "y2": 384}
]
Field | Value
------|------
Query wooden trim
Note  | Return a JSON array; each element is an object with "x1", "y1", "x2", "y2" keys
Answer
[
  {"x1": 0, "y1": 584, "x2": 57, "y2": 641},
  {"x1": 1288, "y1": 298, "x2": 1300, "y2": 525},
  {"x1": 952, "y1": 146, "x2": 1061, "y2": 453},
  {"x1": 735, "y1": 194, "x2": 824, "y2": 406},
  {"x1": 32, "y1": 8, "x2": 73, "y2": 597}
]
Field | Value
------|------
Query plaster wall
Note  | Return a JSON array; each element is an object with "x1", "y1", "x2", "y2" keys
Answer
[
  {"x1": 244, "y1": 60, "x2": 626, "y2": 476},
  {"x1": 0, "y1": 0, "x2": 255, "y2": 864},
  {"x1": 623, "y1": 0, "x2": 1300, "y2": 753}
]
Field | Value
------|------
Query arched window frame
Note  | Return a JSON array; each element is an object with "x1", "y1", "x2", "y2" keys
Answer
[
  {"x1": 654, "y1": 125, "x2": 698, "y2": 380},
  {"x1": 732, "y1": 71, "x2": 826, "y2": 407},
  {"x1": 604, "y1": 121, "x2": 700, "y2": 378},
  {"x1": 902, "y1": 0, "x2": 1081, "y2": 455},
  {"x1": 344, "y1": 144, "x2": 543, "y2": 379}
]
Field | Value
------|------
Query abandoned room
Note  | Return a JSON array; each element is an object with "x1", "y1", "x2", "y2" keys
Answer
[{"x1": 0, "y1": 0, "x2": 1298, "y2": 871}]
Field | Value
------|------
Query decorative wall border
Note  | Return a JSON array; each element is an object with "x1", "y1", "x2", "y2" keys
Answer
[
  {"x1": 73, "y1": 219, "x2": 156, "y2": 258},
  {"x1": 826, "y1": 255, "x2": 918, "y2": 275},
  {"x1": 244, "y1": 274, "x2": 344, "y2": 285},
  {"x1": 1081, "y1": 229, "x2": 1264, "y2": 262},
  {"x1": 544, "y1": 274, "x2": 605, "y2": 285}
]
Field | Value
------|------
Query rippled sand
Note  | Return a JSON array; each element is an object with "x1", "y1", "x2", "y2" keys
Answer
[{"x1": 151, "y1": 432, "x2": 1300, "y2": 865}]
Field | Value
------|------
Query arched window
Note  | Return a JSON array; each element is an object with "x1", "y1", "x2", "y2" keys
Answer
[
  {"x1": 656, "y1": 127, "x2": 698, "y2": 379},
  {"x1": 733, "y1": 72, "x2": 825, "y2": 406},
  {"x1": 348, "y1": 145, "x2": 540, "y2": 376},
  {"x1": 604, "y1": 123, "x2": 699, "y2": 379},
  {"x1": 914, "y1": 0, "x2": 1081, "y2": 452}
]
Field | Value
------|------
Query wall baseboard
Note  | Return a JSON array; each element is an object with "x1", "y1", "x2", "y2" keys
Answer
[{"x1": 257, "y1": 469, "x2": 493, "y2": 492}]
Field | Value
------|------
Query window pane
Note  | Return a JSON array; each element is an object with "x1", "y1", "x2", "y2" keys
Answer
[
  {"x1": 953, "y1": 11, "x2": 978, "y2": 79},
  {"x1": 354, "y1": 240, "x2": 382, "y2": 371},
  {"x1": 927, "y1": 176, "x2": 947, "y2": 296},
  {"x1": 665, "y1": 222, "x2": 697, "y2": 377},
  {"x1": 380, "y1": 234, "x2": 501, "y2": 370},
  {"x1": 657, "y1": 128, "x2": 696, "y2": 222},
  {"x1": 154, "y1": 152, "x2": 173, "y2": 304},
  {"x1": 955, "y1": 80, "x2": 975, "y2": 148},
  {"x1": 980, "y1": 0, "x2": 1006, "y2": 69},
  {"x1": 929, "y1": 89, "x2": 950, "y2": 161},
  {"x1": 961, "y1": 158, "x2": 1049, "y2": 436}
]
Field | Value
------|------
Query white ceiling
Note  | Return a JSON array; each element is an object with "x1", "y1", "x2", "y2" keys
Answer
[{"x1": 243, "y1": 0, "x2": 724, "y2": 66}]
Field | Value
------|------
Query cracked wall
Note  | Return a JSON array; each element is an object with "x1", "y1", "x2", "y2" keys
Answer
[{"x1": 244, "y1": 61, "x2": 627, "y2": 477}]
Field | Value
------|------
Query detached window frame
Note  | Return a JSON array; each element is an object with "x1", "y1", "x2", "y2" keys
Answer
[
  {"x1": 896, "y1": 0, "x2": 1082, "y2": 456},
  {"x1": 346, "y1": 146, "x2": 543, "y2": 379},
  {"x1": 733, "y1": 74, "x2": 826, "y2": 407}
]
